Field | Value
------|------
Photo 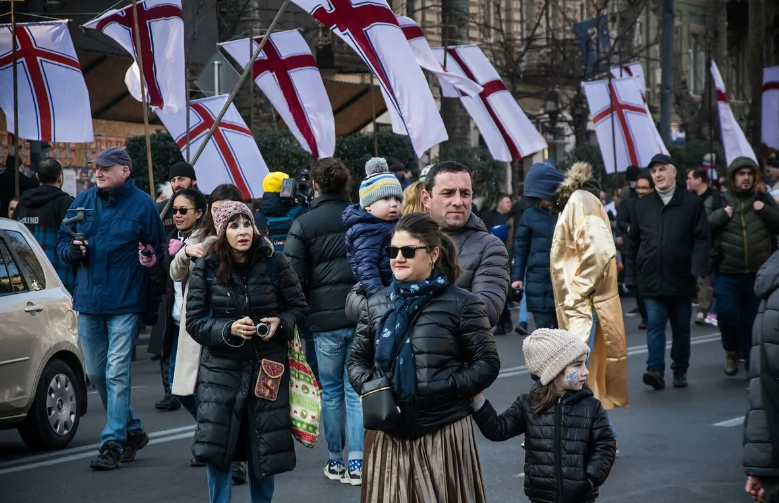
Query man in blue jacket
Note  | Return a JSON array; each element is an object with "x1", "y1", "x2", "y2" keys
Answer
[{"x1": 56, "y1": 147, "x2": 165, "y2": 471}]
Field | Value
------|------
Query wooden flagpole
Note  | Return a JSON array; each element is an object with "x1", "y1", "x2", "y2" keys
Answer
[
  {"x1": 131, "y1": 0, "x2": 155, "y2": 197},
  {"x1": 190, "y1": 0, "x2": 290, "y2": 166}
]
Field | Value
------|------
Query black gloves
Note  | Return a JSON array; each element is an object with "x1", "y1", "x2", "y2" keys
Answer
[{"x1": 69, "y1": 240, "x2": 86, "y2": 261}]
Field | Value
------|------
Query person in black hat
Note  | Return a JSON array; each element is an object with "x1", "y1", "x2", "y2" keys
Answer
[
  {"x1": 616, "y1": 165, "x2": 642, "y2": 319},
  {"x1": 626, "y1": 153, "x2": 711, "y2": 390},
  {"x1": 157, "y1": 162, "x2": 198, "y2": 235}
]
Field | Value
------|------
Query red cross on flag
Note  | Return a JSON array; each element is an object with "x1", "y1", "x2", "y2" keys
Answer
[
  {"x1": 582, "y1": 77, "x2": 661, "y2": 174},
  {"x1": 84, "y1": 0, "x2": 185, "y2": 114},
  {"x1": 219, "y1": 30, "x2": 335, "y2": 160},
  {"x1": 711, "y1": 60, "x2": 757, "y2": 165},
  {"x1": 0, "y1": 21, "x2": 93, "y2": 142},
  {"x1": 762, "y1": 65, "x2": 779, "y2": 151},
  {"x1": 292, "y1": 0, "x2": 447, "y2": 157},
  {"x1": 610, "y1": 62, "x2": 668, "y2": 155},
  {"x1": 154, "y1": 96, "x2": 269, "y2": 199},
  {"x1": 432, "y1": 45, "x2": 546, "y2": 162},
  {"x1": 396, "y1": 16, "x2": 482, "y2": 98}
]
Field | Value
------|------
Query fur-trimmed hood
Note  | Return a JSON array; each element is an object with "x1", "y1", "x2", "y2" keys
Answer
[{"x1": 556, "y1": 162, "x2": 601, "y2": 209}]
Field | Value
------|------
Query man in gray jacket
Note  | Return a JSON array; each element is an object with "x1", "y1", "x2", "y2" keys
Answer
[{"x1": 421, "y1": 161, "x2": 510, "y2": 327}]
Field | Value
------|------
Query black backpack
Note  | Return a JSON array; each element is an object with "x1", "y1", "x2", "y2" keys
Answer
[{"x1": 265, "y1": 206, "x2": 303, "y2": 253}]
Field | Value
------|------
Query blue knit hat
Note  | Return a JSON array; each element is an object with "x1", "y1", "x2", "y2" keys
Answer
[
  {"x1": 524, "y1": 162, "x2": 565, "y2": 200},
  {"x1": 359, "y1": 157, "x2": 404, "y2": 208}
]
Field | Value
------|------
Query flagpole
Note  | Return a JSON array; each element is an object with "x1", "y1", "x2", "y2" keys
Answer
[
  {"x1": 371, "y1": 74, "x2": 378, "y2": 156},
  {"x1": 609, "y1": 73, "x2": 617, "y2": 178},
  {"x1": 707, "y1": 39, "x2": 714, "y2": 176},
  {"x1": 190, "y1": 0, "x2": 290, "y2": 166},
  {"x1": 131, "y1": 0, "x2": 155, "y2": 197},
  {"x1": 11, "y1": 0, "x2": 19, "y2": 198}
]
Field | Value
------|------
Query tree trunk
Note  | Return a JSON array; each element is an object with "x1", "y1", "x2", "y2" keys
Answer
[
  {"x1": 747, "y1": 0, "x2": 765, "y2": 148},
  {"x1": 440, "y1": 0, "x2": 472, "y2": 150},
  {"x1": 616, "y1": 0, "x2": 645, "y2": 59}
]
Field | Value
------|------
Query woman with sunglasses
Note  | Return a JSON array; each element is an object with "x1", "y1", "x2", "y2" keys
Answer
[{"x1": 347, "y1": 212, "x2": 500, "y2": 502}]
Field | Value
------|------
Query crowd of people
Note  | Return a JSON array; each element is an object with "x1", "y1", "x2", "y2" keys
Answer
[{"x1": 3, "y1": 147, "x2": 778, "y2": 503}]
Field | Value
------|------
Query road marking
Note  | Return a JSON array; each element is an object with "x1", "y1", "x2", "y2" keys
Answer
[
  {"x1": 0, "y1": 424, "x2": 196, "y2": 473},
  {"x1": 498, "y1": 333, "x2": 721, "y2": 378},
  {"x1": 87, "y1": 385, "x2": 146, "y2": 396},
  {"x1": 713, "y1": 416, "x2": 744, "y2": 427}
]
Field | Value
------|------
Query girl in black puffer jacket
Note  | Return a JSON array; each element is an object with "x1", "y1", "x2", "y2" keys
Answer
[{"x1": 472, "y1": 329, "x2": 616, "y2": 503}]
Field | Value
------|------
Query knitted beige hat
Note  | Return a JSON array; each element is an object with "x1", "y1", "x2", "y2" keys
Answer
[{"x1": 522, "y1": 328, "x2": 591, "y2": 385}]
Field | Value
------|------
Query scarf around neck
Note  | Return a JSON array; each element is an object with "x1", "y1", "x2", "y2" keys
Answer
[{"x1": 374, "y1": 271, "x2": 449, "y2": 400}]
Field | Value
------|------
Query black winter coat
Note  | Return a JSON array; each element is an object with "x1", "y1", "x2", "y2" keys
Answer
[
  {"x1": 284, "y1": 193, "x2": 356, "y2": 332},
  {"x1": 626, "y1": 183, "x2": 710, "y2": 297},
  {"x1": 512, "y1": 204, "x2": 556, "y2": 313},
  {"x1": 347, "y1": 285, "x2": 500, "y2": 440},
  {"x1": 615, "y1": 186, "x2": 637, "y2": 239},
  {"x1": 186, "y1": 243, "x2": 309, "y2": 478},
  {"x1": 473, "y1": 384, "x2": 616, "y2": 503}
]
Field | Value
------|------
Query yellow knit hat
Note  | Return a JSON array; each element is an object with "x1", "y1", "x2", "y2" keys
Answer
[{"x1": 263, "y1": 171, "x2": 289, "y2": 193}]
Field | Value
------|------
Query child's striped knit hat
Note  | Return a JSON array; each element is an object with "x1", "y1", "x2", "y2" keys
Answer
[{"x1": 359, "y1": 157, "x2": 404, "y2": 208}]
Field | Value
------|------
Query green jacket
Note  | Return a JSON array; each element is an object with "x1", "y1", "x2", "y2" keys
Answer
[{"x1": 707, "y1": 161, "x2": 779, "y2": 274}]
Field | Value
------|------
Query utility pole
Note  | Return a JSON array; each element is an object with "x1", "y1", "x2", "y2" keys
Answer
[{"x1": 659, "y1": 0, "x2": 675, "y2": 144}]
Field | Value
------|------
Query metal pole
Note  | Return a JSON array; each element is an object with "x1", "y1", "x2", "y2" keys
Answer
[
  {"x1": 131, "y1": 0, "x2": 155, "y2": 197},
  {"x1": 249, "y1": 5, "x2": 255, "y2": 133},
  {"x1": 659, "y1": 0, "x2": 675, "y2": 145},
  {"x1": 371, "y1": 74, "x2": 378, "y2": 156},
  {"x1": 11, "y1": 0, "x2": 19, "y2": 198},
  {"x1": 609, "y1": 74, "x2": 617, "y2": 176},
  {"x1": 707, "y1": 39, "x2": 713, "y2": 175},
  {"x1": 185, "y1": 67, "x2": 190, "y2": 162},
  {"x1": 191, "y1": 0, "x2": 290, "y2": 166}
]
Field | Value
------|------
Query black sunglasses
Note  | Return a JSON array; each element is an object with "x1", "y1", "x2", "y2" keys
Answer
[
  {"x1": 386, "y1": 245, "x2": 427, "y2": 259},
  {"x1": 172, "y1": 206, "x2": 194, "y2": 215}
]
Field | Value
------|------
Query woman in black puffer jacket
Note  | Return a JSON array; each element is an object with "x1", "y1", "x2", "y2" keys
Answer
[
  {"x1": 347, "y1": 213, "x2": 500, "y2": 502},
  {"x1": 186, "y1": 201, "x2": 308, "y2": 502}
]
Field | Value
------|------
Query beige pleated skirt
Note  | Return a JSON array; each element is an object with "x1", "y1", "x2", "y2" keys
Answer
[{"x1": 361, "y1": 416, "x2": 487, "y2": 503}]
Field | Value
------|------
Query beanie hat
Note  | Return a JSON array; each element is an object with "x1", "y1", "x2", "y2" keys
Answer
[
  {"x1": 524, "y1": 162, "x2": 565, "y2": 200},
  {"x1": 522, "y1": 328, "x2": 591, "y2": 386},
  {"x1": 263, "y1": 171, "x2": 289, "y2": 193},
  {"x1": 168, "y1": 161, "x2": 197, "y2": 181},
  {"x1": 359, "y1": 157, "x2": 404, "y2": 208},
  {"x1": 625, "y1": 165, "x2": 641, "y2": 182},
  {"x1": 214, "y1": 201, "x2": 257, "y2": 239}
]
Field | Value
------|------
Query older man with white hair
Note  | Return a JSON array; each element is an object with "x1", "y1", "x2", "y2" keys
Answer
[{"x1": 626, "y1": 154, "x2": 711, "y2": 390}]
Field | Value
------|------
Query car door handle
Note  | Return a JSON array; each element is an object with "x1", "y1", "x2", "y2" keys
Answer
[{"x1": 24, "y1": 304, "x2": 44, "y2": 314}]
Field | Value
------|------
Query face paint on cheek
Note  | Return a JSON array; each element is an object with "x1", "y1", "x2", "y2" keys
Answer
[{"x1": 565, "y1": 371, "x2": 581, "y2": 387}]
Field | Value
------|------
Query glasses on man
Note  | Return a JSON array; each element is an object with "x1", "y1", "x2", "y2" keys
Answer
[
  {"x1": 172, "y1": 207, "x2": 194, "y2": 215},
  {"x1": 386, "y1": 245, "x2": 427, "y2": 259}
]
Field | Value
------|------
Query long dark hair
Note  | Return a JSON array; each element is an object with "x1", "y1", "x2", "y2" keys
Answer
[
  {"x1": 212, "y1": 213, "x2": 263, "y2": 284},
  {"x1": 173, "y1": 188, "x2": 207, "y2": 231},
  {"x1": 311, "y1": 157, "x2": 352, "y2": 198},
  {"x1": 392, "y1": 212, "x2": 461, "y2": 284},
  {"x1": 200, "y1": 184, "x2": 244, "y2": 238},
  {"x1": 531, "y1": 383, "x2": 558, "y2": 416}
]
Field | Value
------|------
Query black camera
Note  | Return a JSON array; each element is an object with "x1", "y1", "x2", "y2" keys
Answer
[
  {"x1": 279, "y1": 169, "x2": 314, "y2": 207},
  {"x1": 255, "y1": 322, "x2": 270, "y2": 338}
]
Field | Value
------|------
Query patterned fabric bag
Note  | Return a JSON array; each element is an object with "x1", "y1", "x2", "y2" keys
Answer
[{"x1": 288, "y1": 329, "x2": 321, "y2": 448}]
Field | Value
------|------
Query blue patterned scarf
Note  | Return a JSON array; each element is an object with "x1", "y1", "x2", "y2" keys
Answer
[{"x1": 374, "y1": 271, "x2": 449, "y2": 400}]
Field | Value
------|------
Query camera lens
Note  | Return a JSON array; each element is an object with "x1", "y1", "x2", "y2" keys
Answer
[{"x1": 255, "y1": 323, "x2": 270, "y2": 337}]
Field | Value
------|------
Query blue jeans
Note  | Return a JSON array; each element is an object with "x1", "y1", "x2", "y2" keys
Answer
[
  {"x1": 206, "y1": 461, "x2": 274, "y2": 503},
  {"x1": 314, "y1": 328, "x2": 364, "y2": 462},
  {"x1": 519, "y1": 274, "x2": 529, "y2": 324},
  {"x1": 714, "y1": 273, "x2": 759, "y2": 367},
  {"x1": 168, "y1": 325, "x2": 199, "y2": 420},
  {"x1": 644, "y1": 297, "x2": 692, "y2": 373},
  {"x1": 78, "y1": 312, "x2": 144, "y2": 450}
]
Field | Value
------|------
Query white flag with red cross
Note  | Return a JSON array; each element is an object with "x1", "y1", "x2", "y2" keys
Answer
[
  {"x1": 610, "y1": 61, "x2": 669, "y2": 156},
  {"x1": 762, "y1": 65, "x2": 779, "y2": 151},
  {"x1": 0, "y1": 21, "x2": 93, "y2": 142},
  {"x1": 291, "y1": 0, "x2": 447, "y2": 157},
  {"x1": 432, "y1": 44, "x2": 546, "y2": 162},
  {"x1": 396, "y1": 16, "x2": 482, "y2": 98},
  {"x1": 84, "y1": 0, "x2": 185, "y2": 114},
  {"x1": 711, "y1": 60, "x2": 757, "y2": 165},
  {"x1": 154, "y1": 95, "x2": 269, "y2": 200},
  {"x1": 582, "y1": 77, "x2": 661, "y2": 174},
  {"x1": 219, "y1": 30, "x2": 335, "y2": 160}
]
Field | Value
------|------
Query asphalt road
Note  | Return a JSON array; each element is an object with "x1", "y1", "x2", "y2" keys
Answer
[{"x1": 0, "y1": 299, "x2": 752, "y2": 503}]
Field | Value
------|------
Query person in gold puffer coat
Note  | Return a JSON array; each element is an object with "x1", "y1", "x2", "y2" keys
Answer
[{"x1": 550, "y1": 162, "x2": 628, "y2": 411}]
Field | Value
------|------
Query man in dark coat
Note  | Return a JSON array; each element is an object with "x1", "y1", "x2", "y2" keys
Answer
[
  {"x1": 13, "y1": 157, "x2": 76, "y2": 294},
  {"x1": 708, "y1": 156, "x2": 779, "y2": 375},
  {"x1": 616, "y1": 164, "x2": 641, "y2": 240},
  {"x1": 627, "y1": 154, "x2": 710, "y2": 390}
]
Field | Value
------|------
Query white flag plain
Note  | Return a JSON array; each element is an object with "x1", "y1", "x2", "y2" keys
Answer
[
  {"x1": 84, "y1": 0, "x2": 185, "y2": 114},
  {"x1": 220, "y1": 31, "x2": 335, "y2": 159},
  {"x1": 610, "y1": 61, "x2": 668, "y2": 156},
  {"x1": 291, "y1": 0, "x2": 447, "y2": 156},
  {"x1": 432, "y1": 45, "x2": 546, "y2": 162},
  {"x1": 711, "y1": 60, "x2": 757, "y2": 165},
  {"x1": 762, "y1": 65, "x2": 779, "y2": 151},
  {"x1": 0, "y1": 22, "x2": 93, "y2": 142},
  {"x1": 396, "y1": 16, "x2": 482, "y2": 98},
  {"x1": 154, "y1": 96, "x2": 269, "y2": 199},
  {"x1": 582, "y1": 77, "x2": 661, "y2": 174}
]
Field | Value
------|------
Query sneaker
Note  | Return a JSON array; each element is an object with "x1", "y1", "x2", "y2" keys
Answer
[
  {"x1": 642, "y1": 369, "x2": 665, "y2": 390},
  {"x1": 695, "y1": 312, "x2": 706, "y2": 325},
  {"x1": 90, "y1": 442, "x2": 122, "y2": 471},
  {"x1": 672, "y1": 372, "x2": 688, "y2": 388},
  {"x1": 625, "y1": 307, "x2": 640, "y2": 317},
  {"x1": 324, "y1": 459, "x2": 345, "y2": 481},
  {"x1": 514, "y1": 322, "x2": 529, "y2": 336},
  {"x1": 120, "y1": 431, "x2": 149, "y2": 462},
  {"x1": 638, "y1": 320, "x2": 647, "y2": 330},
  {"x1": 724, "y1": 351, "x2": 739, "y2": 376},
  {"x1": 705, "y1": 314, "x2": 718, "y2": 326},
  {"x1": 341, "y1": 460, "x2": 362, "y2": 486},
  {"x1": 231, "y1": 461, "x2": 247, "y2": 485},
  {"x1": 155, "y1": 393, "x2": 181, "y2": 412},
  {"x1": 190, "y1": 456, "x2": 206, "y2": 467}
]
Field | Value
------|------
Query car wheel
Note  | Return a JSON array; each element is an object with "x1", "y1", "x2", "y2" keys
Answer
[{"x1": 18, "y1": 359, "x2": 81, "y2": 450}]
